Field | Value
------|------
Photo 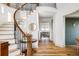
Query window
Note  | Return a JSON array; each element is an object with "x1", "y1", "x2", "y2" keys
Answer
[
  {"x1": 40, "y1": 23, "x2": 50, "y2": 31},
  {"x1": 1, "y1": 6, "x2": 4, "y2": 14},
  {"x1": 8, "y1": 12, "x2": 11, "y2": 22}
]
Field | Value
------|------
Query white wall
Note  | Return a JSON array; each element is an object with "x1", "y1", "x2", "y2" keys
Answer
[
  {"x1": 0, "y1": 4, "x2": 16, "y2": 25},
  {"x1": 57, "y1": 3, "x2": 79, "y2": 10},
  {"x1": 0, "y1": 4, "x2": 11, "y2": 25},
  {"x1": 53, "y1": 3, "x2": 79, "y2": 47},
  {"x1": 24, "y1": 11, "x2": 39, "y2": 48},
  {"x1": 53, "y1": 12, "x2": 65, "y2": 47},
  {"x1": 39, "y1": 3, "x2": 56, "y2": 8}
]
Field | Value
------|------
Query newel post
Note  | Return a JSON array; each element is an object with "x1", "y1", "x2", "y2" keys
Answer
[{"x1": 26, "y1": 34, "x2": 32, "y2": 56}]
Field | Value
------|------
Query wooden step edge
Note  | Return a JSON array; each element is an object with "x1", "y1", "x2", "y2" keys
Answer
[
  {"x1": 0, "y1": 27, "x2": 14, "y2": 28},
  {"x1": 0, "y1": 29, "x2": 14, "y2": 31},
  {"x1": 0, "y1": 27, "x2": 12, "y2": 29},
  {"x1": 2, "y1": 24, "x2": 14, "y2": 25},
  {"x1": 0, "y1": 34, "x2": 14, "y2": 35},
  {"x1": 0, "y1": 38, "x2": 15, "y2": 40}
]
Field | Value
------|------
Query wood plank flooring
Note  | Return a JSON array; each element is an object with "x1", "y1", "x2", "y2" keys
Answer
[{"x1": 33, "y1": 41, "x2": 78, "y2": 56}]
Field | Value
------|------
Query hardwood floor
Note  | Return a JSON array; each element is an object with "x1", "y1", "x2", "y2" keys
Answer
[{"x1": 33, "y1": 41, "x2": 78, "y2": 56}]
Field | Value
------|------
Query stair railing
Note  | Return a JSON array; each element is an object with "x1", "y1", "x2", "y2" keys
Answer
[{"x1": 13, "y1": 3, "x2": 32, "y2": 56}]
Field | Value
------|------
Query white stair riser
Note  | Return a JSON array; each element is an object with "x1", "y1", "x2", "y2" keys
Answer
[
  {"x1": 2, "y1": 23, "x2": 14, "y2": 25},
  {"x1": 9, "y1": 49, "x2": 21, "y2": 56},
  {"x1": 0, "y1": 31, "x2": 14, "y2": 34},
  {"x1": 3, "y1": 22, "x2": 14, "y2": 25},
  {"x1": 2, "y1": 23, "x2": 14, "y2": 24},
  {"x1": 0, "y1": 35, "x2": 14, "y2": 39},
  {"x1": 0, "y1": 28, "x2": 14, "y2": 31}
]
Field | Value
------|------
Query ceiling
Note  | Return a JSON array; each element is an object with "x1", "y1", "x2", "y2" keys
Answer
[
  {"x1": 3, "y1": 3, "x2": 57, "y2": 17},
  {"x1": 36, "y1": 6, "x2": 57, "y2": 17}
]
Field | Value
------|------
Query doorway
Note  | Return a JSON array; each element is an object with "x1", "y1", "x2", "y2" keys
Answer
[
  {"x1": 39, "y1": 22, "x2": 50, "y2": 45},
  {"x1": 39, "y1": 18, "x2": 53, "y2": 45},
  {"x1": 65, "y1": 18, "x2": 79, "y2": 45}
]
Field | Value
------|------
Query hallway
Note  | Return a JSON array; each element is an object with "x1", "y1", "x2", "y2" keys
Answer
[{"x1": 33, "y1": 41, "x2": 77, "y2": 56}]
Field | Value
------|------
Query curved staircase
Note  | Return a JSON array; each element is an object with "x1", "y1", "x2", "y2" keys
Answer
[
  {"x1": 0, "y1": 22, "x2": 21, "y2": 56},
  {"x1": 0, "y1": 3, "x2": 37, "y2": 56}
]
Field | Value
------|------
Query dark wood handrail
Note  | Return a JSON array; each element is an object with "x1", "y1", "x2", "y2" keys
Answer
[
  {"x1": 13, "y1": 3, "x2": 35, "y2": 55},
  {"x1": 13, "y1": 3, "x2": 32, "y2": 37}
]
